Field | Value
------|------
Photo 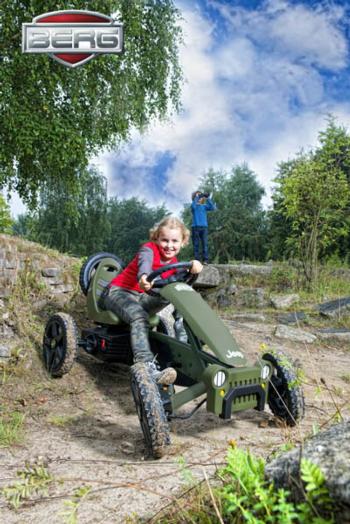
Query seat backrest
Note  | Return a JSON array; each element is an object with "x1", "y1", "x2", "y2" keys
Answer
[
  {"x1": 87, "y1": 257, "x2": 122, "y2": 324},
  {"x1": 86, "y1": 256, "x2": 160, "y2": 327}
]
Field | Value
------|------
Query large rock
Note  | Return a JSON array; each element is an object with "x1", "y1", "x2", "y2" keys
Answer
[
  {"x1": 0, "y1": 345, "x2": 10, "y2": 359},
  {"x1": 317, "y1": 297, "x2": 350, "y2": 318},
  {"x1": 277, "y1": 311, "x2": 307, "y2": 325},
  {"x1": 265, "y1": 421, "x2": 350, "y2": 523},
  {"x1": 209, "y1": 263, "x2": 273, "y2": 286},
  {"x1": 270, "y1": 293, "x2": 300, "y2": 309},
  {"x1": 233, "y1": 287, "x2": 270, "y2": 308},
  {"x1": 194, "y1": 264, "x2": 221, "y2": 288},
  {"x1": 213, "y1": 263, "x2": 273, "y2": 276},
  {"x1": 274, "y1": 324, "x2": 316, "y2": 343},
  {"x1": 317, "y1": 328, "x2": 350, "y2": 342}
]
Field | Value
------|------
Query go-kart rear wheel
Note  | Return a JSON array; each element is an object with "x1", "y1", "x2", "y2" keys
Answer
[
  {"x1": 263, "y1": 351, "x2": 305, "y2": 426},
  {"x1": 43, "y1": 313, "x2": 78, "y2": 377},
  {"x1": 130, "y1": 362, "x2": 171, "y2": 459},
  {"x1": 79, "y1": 252, "x2": 124, "y2": 296}
]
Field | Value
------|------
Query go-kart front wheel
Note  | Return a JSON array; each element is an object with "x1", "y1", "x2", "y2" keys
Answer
[
  {"x1": 263, "y1": 351, "x2": 305, "y2": 426},
  {"x1": 130, "y1": 362, "x2": 171, "y2": 458},
  {"x1": 43, "y1": 313, "x2": 78, "y2": 377}
]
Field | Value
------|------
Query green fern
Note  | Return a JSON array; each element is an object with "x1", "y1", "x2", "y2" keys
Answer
[
  {"x1": 2, "y1": 462, "x2": 54, "y2": 509},
  {"x1": 59, "y1": 485, "x2": 92, "y2": 524},
  {"x1": 217, "y1": 447, "x2": 335, "y2": 524}
]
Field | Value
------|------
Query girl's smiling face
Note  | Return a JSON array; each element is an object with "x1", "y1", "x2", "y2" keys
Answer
[{"x1": 157, "y1": 226, "x2": 183, "y2": 261}]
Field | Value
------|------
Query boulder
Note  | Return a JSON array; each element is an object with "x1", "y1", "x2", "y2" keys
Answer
[
  {"x1": 41, "y1": 267, "x2": 60, "y2": 277},
  {"x1": 265, "y1": 421, "x2": 350, "y2": 523},
  {"x1": 317, "y1": 297, "x2": 350, "y2": 318},
  {"x1": 194, "y1": 265, "x2": 221, "y2": 288},
  {"x1": 270, "y1": 293, "x2": 300, "y2": 309},
  {"x1": 233, "y1": 287, "x2": 270, "y2": 308},
  {"x1": 274, "y1": 324, "x2": 316, "y2": 343},
  {"x1": 0, "y1": 345, "x2": 10, "y2": 359},
  {"x1": 277, "y1": 312, "x2": 307, "y2": 325},
  {"x1": 317, "y1": 328, "x2": 350, "y2": 342},
  {"x1": 0, "y1": 323, "x2": 14, "y2": 338},
  {"x1": 213, "y1": 263, "x2": 273, "y2": 276}
]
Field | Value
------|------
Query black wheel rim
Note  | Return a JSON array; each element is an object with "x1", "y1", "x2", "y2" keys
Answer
[{"x1": 43, "y1": 318, "x2": 66, "y2": 374}]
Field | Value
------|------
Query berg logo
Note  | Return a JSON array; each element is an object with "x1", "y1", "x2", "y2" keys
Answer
[{"x1": 22, "y1": 10, "x2": 123, "y2": 68}]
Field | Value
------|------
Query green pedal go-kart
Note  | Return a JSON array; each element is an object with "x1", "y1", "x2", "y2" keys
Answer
[{"x1": 43, "y1": 253, "x2": 305, "y2": 458}]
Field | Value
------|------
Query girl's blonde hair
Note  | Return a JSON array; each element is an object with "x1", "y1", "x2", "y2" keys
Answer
[{"x1": 149, "y1": 216, "x2": 190, "y2": 246}]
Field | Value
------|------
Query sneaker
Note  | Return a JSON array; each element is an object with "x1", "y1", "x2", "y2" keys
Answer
[{"x1": 146, "y1": 361, "x2": 177, "y2": 385}]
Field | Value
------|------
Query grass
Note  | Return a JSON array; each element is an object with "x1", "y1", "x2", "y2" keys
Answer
[
  {"x1": 47, "y1": 414, "x2": 77, "y2": 427},
  {"x1": 340, "y1": 374, "x2": 350, "y2": 384},
  {"x1": 0, "y1": 410, "x2": 25, "y2": 447}
]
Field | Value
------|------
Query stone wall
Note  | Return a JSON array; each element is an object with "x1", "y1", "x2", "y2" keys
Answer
[
  {"x1": 0, "y1": 234, "x2": 77, "y2": 299},
  {"x1": 0, "y1": 235, "x2": 79, "y2": 363}
]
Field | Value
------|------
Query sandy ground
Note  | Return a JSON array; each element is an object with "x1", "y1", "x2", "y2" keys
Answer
[{"x1": 0, "y1": 318, "x2": 349, "y2": 523}]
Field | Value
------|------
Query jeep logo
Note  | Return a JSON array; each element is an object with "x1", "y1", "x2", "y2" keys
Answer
[{"x1": 22, "y1": 10, "x2": 123, "y2": 68}]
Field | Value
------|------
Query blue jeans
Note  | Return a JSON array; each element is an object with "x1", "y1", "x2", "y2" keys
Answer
[{"x1": 192, "y1": 226, "x2": 209, "y2": 262}]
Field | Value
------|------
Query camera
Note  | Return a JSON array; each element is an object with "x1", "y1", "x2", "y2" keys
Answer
[{"x1": 199, "y1": 192, "x2": 209, "y2": 199}]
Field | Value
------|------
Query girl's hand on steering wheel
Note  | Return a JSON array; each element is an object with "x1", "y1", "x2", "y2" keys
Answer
[
  {"x1": 190, "y1": 260, "x2": 203, "y2": 274},
  {"x1": 139, "y1": 274, "x2": 153, "y2": 291}
]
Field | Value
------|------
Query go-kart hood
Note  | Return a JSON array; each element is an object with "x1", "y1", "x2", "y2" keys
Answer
[{"x1": 160, "y1": 283, "x2": 247, "y2": 367}]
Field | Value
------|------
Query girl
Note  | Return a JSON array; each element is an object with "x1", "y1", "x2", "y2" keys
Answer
[{"x1": 103, "y1": 216, "x2": 203, "y2": 385}]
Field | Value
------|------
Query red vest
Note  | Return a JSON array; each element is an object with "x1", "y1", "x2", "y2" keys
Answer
[{"x1": 110, "y1": 242, "x2": 178, "y2": 293}]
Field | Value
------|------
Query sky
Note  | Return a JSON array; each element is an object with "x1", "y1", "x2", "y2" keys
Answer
[{"x1": 9, "y1": 0, "x2": 350, "y2": 216}]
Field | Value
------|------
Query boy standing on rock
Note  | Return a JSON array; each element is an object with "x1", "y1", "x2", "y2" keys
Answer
[{"x1": 191, "y1": 191, "x2": 217, "y2": 264}]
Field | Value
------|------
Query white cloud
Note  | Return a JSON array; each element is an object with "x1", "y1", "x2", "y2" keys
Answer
[
  {"x1": 9, "y1": 1, "x2": 350, "y2": 220},
  {"x1": 5, "y1": 191, "x2": 27, "y2": 219},
  {"x1": 99, "y1": 0, "x2": 350, "y2": 214}
]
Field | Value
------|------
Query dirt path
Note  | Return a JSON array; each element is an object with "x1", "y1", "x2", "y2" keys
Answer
[{"x1": 1, "y1": 319, "x2": 349, "y2": 523}]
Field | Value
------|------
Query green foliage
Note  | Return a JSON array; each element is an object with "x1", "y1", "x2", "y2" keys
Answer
[
  {"x1": 340, "y1": 374, "x2": 350, "y2": 384},
  {"x1": 269, "y1": 265, "x2": 297, "y2": 291},
  {"x1": 177, "y1": 456, "x2": 195, "y2": 486},
  {"x1": 105, "y1": 196, "x2": 168, "y2": 262},
  {"x1": 0, "y1": 0, "x2": 183, "y2": 205},
  {"x1": 269, "y1": 119, "x2": 350, "y2": 284},
  {"x1": 0, "y1": 194, "x2": 13, "y2": 233},
  {"x1": 13, "y1": 168, "x2": 168, "y2": 259},
  {"x1": 2, "y1": 463, "x2": 53, "y2": 509},
  {"x1": 59, "y1": 485, "x2": 92, "y2": 524},
  {"x1": 0, "y1": 410, "x2": 25, "y2": 447},
  {"x1": 19, "y1": 167, "x2": 111, "y2": 255},
  {"x1": 158, "y1": 447, "x2": 335, "y2": 523},
  {"x1": 217, "y1": 447, "x2": 334, "y2": 524}
]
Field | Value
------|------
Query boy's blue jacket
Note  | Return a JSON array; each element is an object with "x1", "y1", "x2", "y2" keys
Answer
[{"x1": 191, "y1": 196, "x2": 216, "y2": 227}]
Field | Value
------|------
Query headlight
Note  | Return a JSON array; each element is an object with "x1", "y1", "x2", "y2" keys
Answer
[
  {"x1": 260, "y1": 364, "x2": 270, "y2": 380},
  {"x1": 213, "y1": 370, "x2": 226, "y2": 388}
]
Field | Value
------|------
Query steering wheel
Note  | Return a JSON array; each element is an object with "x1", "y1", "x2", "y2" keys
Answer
[{"x1": 146, "y1": 262, "x2": 198, "y2": 289}]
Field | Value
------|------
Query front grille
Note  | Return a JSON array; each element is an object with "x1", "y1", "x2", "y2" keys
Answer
[{"x1": 231, "y1": 378, "x2": 260, "y2": 404}]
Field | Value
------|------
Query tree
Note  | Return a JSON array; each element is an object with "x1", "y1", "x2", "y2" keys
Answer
[
  {"x1": 182, "y1": 165, "x2": 267, "y2": 262},
  {"x1": 316, "y1": 118, "x2": 350, "y2": 260},
  {"x1": 0, "y1": 0, "x2": 183, "y2": 205},
  {"x1": 274, "y1": 153, "x2": 349, "y2": 284},
  {"x1": 0, "y1": 195, "x2": 13, "y2": 233},
  {"x1": 267, "y1": 158, "x2": 297, "y2": 260},
  {"x1": 106, "y1": 197, "x2": 167, "y2": 263},
  {"x1": 270, "y1": 119, "x2": 350, "y2": 282},
  {"x1": 23, "y1": 167, "x2": 110, "y2": 255}
]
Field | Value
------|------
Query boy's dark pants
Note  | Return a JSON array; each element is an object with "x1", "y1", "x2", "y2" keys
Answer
[
  {"x1": 192, "y1": 226, "x2": 209, "y2": 263},
  {"x1": 104, "y1": 286, "x2": 169, "y2": 363}
]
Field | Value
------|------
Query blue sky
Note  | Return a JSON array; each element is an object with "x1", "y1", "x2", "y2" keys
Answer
[{"x1": 10, "y1": 0, "x2": 350, "y2": 215}]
